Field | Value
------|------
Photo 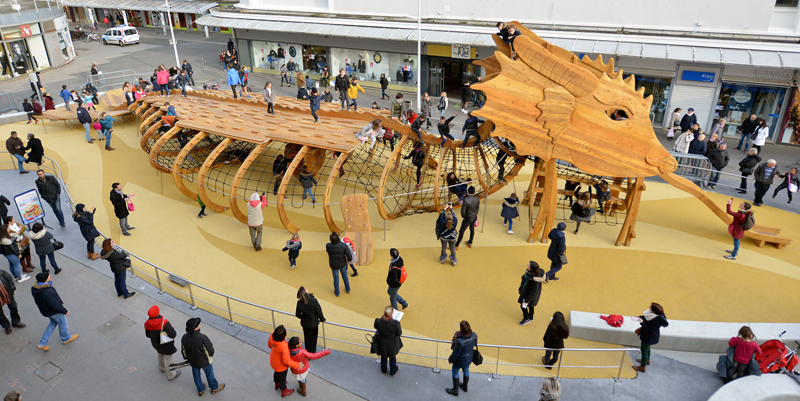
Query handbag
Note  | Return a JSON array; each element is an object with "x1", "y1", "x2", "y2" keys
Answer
[
  {"x1": 159, "y1": 318, "x2": 174, "y2": 344},
  {"x1": 559, "y1": 252, "x2": 568, "y2": 265},
  {"x1": 366, "y1": 332, "x2": 379, "y2": 354},
  {"x1": 667, "y1": 128, "x2": 674, "y2": 138},
  {"x1": 790, "y1": 182, "x2": 798, "y2": 193},
  {"x1": 472, "y1": 344, "x2": 483, "y2": 366},
  {"x1": 127, "y1": 201, "x2": 135, "y2": 212},
  {"x1": 52, "y1": 239, "x2": 64, "y2": 251}
]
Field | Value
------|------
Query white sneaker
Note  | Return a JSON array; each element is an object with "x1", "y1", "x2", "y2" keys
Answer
[
  {"x1": 503, "y1": 221, "x2": 507, "y2": 226},
  {"x1": 18, "y1": 276, "x2": 30, "y2": 283},
  {"x1": 508, "y1": 230, "x2": 514, "y2": 234}
]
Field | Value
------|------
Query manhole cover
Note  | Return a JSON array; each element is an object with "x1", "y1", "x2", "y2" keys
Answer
[
  {"x1": 35, "y1": 362, "x2": 62, "y2": 382},
  {"x1": 94, "y1": 314, "x2": 136, "y2": 341}
]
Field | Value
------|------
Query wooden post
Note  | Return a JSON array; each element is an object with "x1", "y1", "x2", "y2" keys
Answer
[
  {"x1": 615, "y1": 177, "x2": 644, "y2": 246},
  {"x1": 171, "y1": 132, "x2": 209, "y2": 201},
  {"x1": 323, "y1": 152, "x2": 348, "y2": 234},
  {"x1": 433, "y1": 148, "x2": 449, "y2": 213},
  {"x1": 148, "y1": 126, "x2": 182, "y2": 173},
  {"x1": 196, "y1": 138, "x2": 234, "y2": 213},
  {"x1": 229, "y1": 141, "x2": 270, "y2": 224},
  {"x1": 277, "y1": 145, "x2": 310, "y2": 233},
  {"x1": 529, "y1": 158, "x2": 557, "y2": 243},
  {"x1": 377, "y1": 137, "x2": 409, "y2": 220}
]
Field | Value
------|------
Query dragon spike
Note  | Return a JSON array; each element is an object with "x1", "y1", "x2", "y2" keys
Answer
[
  {"x1": 614, "y1": 69, "x2": 625, "y2": 82},
  {"x1": 513, "y1": 35, "x2": 599, "y2": 98},
  {"x1": 637, "y1": 86, "x2": 646, "y2": 96},
  {"x1": 578, "y1": 54, "x2": 619, "y2": 79},
  {"x1": 474, "y1": 55, "x2": 502, "y2": 77},
  {"x1": 623, "y1": 74, "x2": 637, "y2": 91}
]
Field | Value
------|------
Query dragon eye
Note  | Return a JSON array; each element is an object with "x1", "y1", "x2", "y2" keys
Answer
[{"x1": 606, "y1": 108, "x2": 631, "y2": 121}]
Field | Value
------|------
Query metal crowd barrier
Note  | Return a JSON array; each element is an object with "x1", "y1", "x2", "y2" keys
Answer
[
  {"x1": 1, "y1": 151, "x2": 638, "y2": 392},
  {"x1": 0, "y1": 92, "x2": 18, "y2": 114},
  {"x1": 87, "y1": 69, "x2": 137, "y2": 90}
]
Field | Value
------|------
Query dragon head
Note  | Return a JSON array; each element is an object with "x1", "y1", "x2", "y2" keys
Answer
[{"x1": 472, "y1": 23, "x2": 676, "y2": 177}]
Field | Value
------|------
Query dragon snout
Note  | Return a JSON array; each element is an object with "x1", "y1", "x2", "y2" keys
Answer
[{"x1": 646, "y1": 150, "x2": 677, "y2": 175}]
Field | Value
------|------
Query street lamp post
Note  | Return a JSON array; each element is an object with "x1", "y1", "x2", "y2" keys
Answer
[{"x1": 164, "y1": 0, "x2": 181, "y2": 67}]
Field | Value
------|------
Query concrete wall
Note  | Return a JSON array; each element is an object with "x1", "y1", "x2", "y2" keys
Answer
[{"x1": 238, "y1": 0, "x2": 786, "y2": 34}]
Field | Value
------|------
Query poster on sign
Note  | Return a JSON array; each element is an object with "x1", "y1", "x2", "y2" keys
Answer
[
  {"x1": 452, "y1": 44, "x2": 471, "y2": 59},
  {"x1": 14, "y1": 189, "x2": 45, "y2": 225}
]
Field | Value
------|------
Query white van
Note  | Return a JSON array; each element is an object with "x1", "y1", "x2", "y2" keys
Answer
[{"x1": 101, "y1": 26, "x2": 140, "y2": 46}]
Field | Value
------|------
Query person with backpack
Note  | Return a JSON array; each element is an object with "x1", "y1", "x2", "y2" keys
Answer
[
  {"x1": 386, "y1": 248, "x2": 409, "y2": 310},
  {"x1": 342, "y1": 236, "x2": 358, "y2": 277},
  {"x1": 446, "y1": 320, "x2": 477, "y2": 396},
  {"x1": 437, "y1": 91, "x2": 448, "y2": 117},
  {"x1": 436, "y1": 203, "x2": 458, "y2": 266},
  {"x1": 725, "y1": 198, "x2": 753, "y2": 261},
  {"x1": 517, "y1": 261, "x2": 544, "y2": 326},
  {"x1": 542, "y1": 311, "x2": 570, "y2": 369}
]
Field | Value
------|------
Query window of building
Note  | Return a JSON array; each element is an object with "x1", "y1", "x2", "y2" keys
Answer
[
  {"x1": 716, "y1": 83, "x2": 787, "y2": 141},
  {"x1": 329, "y1": 47, "x2": 417, "y2": 87},
  {"x1": 776, "y1": 0, "x2": 799, "y2": 7},
  {"x1": 250, "y1": 41, "x2": 303, "y2": 73}
]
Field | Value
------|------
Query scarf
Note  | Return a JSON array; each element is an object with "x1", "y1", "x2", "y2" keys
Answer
[
  {"x1": 0, "y1": 283, "x2": 9, "y2": 306},
  {"x1": 37, "y1": 281, "x2": 53, "y2": 286},
  {"x1": 389, "y1": 257, "x2": 400, "y2": 264},
  {"x1": 285, "y1": 240, "x2": 301, "y2": 250},
  {"x1": 642, "y1": 309, "x2": 658, "y2": 322},
  {"x1": 521, "y1": 269, "x2": 534, "y2": 283},
  {"x1": 144, "y1": 315, "x2": 168, "y2": 331},
  {"x1": 114, "y1": 189, "x2": 123, "y2": 196}
]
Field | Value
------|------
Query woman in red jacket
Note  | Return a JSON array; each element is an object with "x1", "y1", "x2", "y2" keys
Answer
[
  {"x1": 288, "y1": 336, "x2": 330, "y2": 396},
  {"x1": 156, "y1": 66, "x2": 170, "y2": 97},
  {"x1": 725, "y1": 198, "x2": 752, "y2": 261},
  {"x1": 268, "y1": 325, "x2": 302, "y2": 397}
]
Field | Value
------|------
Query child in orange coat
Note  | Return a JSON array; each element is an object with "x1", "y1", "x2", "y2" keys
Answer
[
  {"x1": 268, "y1": 326, "x2": 302, "y2": 397},
  {"x1": 288, "y1": 336, "x2": 331, "y2": 396}
]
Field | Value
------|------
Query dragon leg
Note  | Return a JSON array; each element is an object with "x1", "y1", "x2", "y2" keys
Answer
[
  {"x1": 615, "y1": 177, "x2": 645, "y2": 246},
  {"x1": 528, "y1": 158, "x2": 558, "y2": 244}
]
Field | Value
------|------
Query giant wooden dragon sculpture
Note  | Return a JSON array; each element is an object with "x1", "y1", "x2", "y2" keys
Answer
[{"x1": 472, "y1": 21, "x2": 790, "y2": 248}]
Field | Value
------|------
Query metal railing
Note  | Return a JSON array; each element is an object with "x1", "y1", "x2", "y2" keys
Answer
[
  {"x1": 87, "y1": 69, "x2": 138, "y2": 90},
  {"x1": 1, "y1": 151, "x2": 638, "y2": 392},
  {"x1": 0, "y1": 92, "x2": 18, "y2": 114}
]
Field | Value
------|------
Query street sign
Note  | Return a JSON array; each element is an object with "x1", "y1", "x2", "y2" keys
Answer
[
  {"x1": 14, "y1": 189, "x2": 45, "y2": 225},
  {"x1": 28, "y1": 72, "x2": 37, "y2": 83}
]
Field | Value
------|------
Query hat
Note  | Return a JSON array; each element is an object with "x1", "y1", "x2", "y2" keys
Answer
[
  {"x1": 557, "y1": 222, "x2": 567, "y2": 231},
  {"x1": 688, "y1": 108, "x2": 694, "y2": 112},
  {"x1": 75, "y1": 203, "x2": 85, "y2": 212},
  {"x1": 186, "y1": 317, "x2": 201, "y2": 332},
  {"x1": 311, "y1": 88, "x2": 318, "y2": 93},
  {"x1": 148, "y1": 305, "x2": 160, "y2": 318},
  {"x1": 250, "y1": 193, "x2": 260, "y2": 201},
  {"x1": 36, "y1": 272, "x2": 49, "y2": 283}
]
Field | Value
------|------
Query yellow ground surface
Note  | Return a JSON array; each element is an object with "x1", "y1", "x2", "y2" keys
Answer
[{"x1": 7, "y1": 109, "x2": 800, "y2": 379}]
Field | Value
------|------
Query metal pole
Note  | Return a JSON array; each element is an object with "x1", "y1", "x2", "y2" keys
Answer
[
  {"x1": 188, "y1": 284, "x2": 198, "y2": 310},
  {"x1": 271, "y1": 310, "x2": 276, "y2": 329},
  {"x1": 480, "y1": 195, "x2": 487, "y2": 233},
  {"x1": 493, "y1": 347, "x2": 500, "y2": 378},
  {"x1": 155, "y1": 267, "x2": 164, "y2": 294},
  {"x1": 556, "y1": 350, "x2": 563, "y2": 378},
  {"x1": 226, "y1": 297, "x2": 235, "y2": 325},
  {"x1": 616, "y1": 350, "x2": 626, "y2": 382},
  {"x1": 322, "y1": 322, "x2": 326, "y2": 350},
  {"x1": 416, "y1": 0, "x2": 421, "y2": 114},
  {"x1": 165, "y1": 3, "x2": 180, "y2": 68},
  {"x1": 433, "y1": 341, "x2": 440, "y2": 373}
]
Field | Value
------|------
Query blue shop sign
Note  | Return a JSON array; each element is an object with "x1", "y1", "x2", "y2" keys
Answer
[{"x1": 681, "y1": 70, "x2": 716, "y2": 82}]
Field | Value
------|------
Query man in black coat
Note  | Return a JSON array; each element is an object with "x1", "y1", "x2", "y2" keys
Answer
[
  {"x1": 736, "y1": 114, "x2": 759, "y2": 151},
  {"x1": 334, "y1": 68, "x2": 351, "y2": 110},
  {"x1": 545, "y1": 222, "x2": 567, "y2": 281},
  {"x1": 0, "y1": 270, "x2": 25, "y2": 335},
  {"x1": 35, "y1": 170, "x2": 65, "y2": 227},
  {"x1": 31, "y1": 272, "x2": 78, "y2": 351},
  {"x1": 325, "y1": 232, "x2": 352, "y2": 297},
  {"x1": 753, "y1": 159, "x2": 780, "y2": 207},
  {"x1": 380, "y1": 74, "x2": 389, "y2": 100},
  {"x1": 456, "y1": 187, "x2": 480, "y2": 249},
  {"x1": 144, "y1": 305, "x2": 181, "y2": 380},
  {"x1": 182, "y1": 317, "x2": 224, "y2": 395},
  {"x1": 679, "y1": 108, "x2": 697, "y2": 132},
  {"x1": 227, "y1": 38, "x2": 235, "y2": 53},
  {"x1": 24, "y1": 133, "x2": 43, "y2": 166},
  {"x1": 77, "y1": 104, "x2": 93, "y2": 143},
  {"x1": 109, "y1": 182, "x2": 134, "y2": 236},
  {"x1": 373, "y1": 306, "x2": 402, "y2": 376},
  {"x1": 708, "y1": 143, "x2": 729, "y2": 189},
  {"x1": 182, "y1": 60, "x2": 194, "y2": 86}
]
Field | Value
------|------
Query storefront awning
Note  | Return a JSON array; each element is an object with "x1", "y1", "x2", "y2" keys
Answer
[
  {"x1": 195, "y1": 15, "x2": 497, "y2": 47},
  {"x1": 197, "y1": 11, "x2": 800, "y2": 69},
  {"x1": 62, "y1": 0, "x2": 218, "y2": 14}
]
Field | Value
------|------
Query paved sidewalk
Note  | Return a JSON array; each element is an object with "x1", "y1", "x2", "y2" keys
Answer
[{"x1": 0, "y1": 168, "x2": 726, "y2": 400}]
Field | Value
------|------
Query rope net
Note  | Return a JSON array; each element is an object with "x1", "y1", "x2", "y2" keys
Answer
[{"x1": 552, "y1": 162, "x2": 628, "y2": 226}]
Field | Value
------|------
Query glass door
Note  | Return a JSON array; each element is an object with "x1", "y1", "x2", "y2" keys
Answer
[{"x1": 428, "y1": 59, "x2": 444, "y2": 96}]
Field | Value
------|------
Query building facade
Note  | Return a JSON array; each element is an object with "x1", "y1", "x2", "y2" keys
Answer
[
  {"x1": 0, "y1": 3, "x2": 75, "y2": 82},
  {"x1": 196, "y1": 0, "x2": 800, "y2": 145},
  {"x1": 62, "y1": 0, "x2": 220, "y2": 33}
]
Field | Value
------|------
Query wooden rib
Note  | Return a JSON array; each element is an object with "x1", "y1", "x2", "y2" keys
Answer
[
  {"x1": 433, "y1": 147, "x2": 449, "y2": 213},
  {"x1": 196, "y1": 138, "x2": 234, "y2": 213},
  {"x1": 172, "y1": 132, "x2": 209, "y2": 202},
  {"x1": 134, "y1": 102, "x2": 150, "y2": 116},
  {"x1": 230, "y1": 141, "x2": 270, "y2": 224},
  {"x1": 323, "y1": 152, "x2": 348, "y2": 234},
  {"x1": 277, "y1": 145, "x2": 310, "y2": 233},
  {"x1": 140, "y1": 120, "x2": 165, "y2": 152},
  {"x1": 140, "y1": 110, "x2": 165, "y2": 151},
  {"x1": 377, "y1": 137, "x2": 409, "y2": 220},
  {"x1": 390, "y1": 143, "x2": 432, "y2": 219},
  {"x1": 474, "y1": 147, "x2": 490, "y2": 193},
  {"x1": 148, "y1": 126, "x2": 182, "y2": 173}
]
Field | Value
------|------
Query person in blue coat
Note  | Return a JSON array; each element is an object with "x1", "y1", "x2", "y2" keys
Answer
[
  {"x1": 545, "y1": 222, "x2": 567, "y2": 281},
  {"x1": 226, "y1": 64, "x2": 241, "y2": 99},
  {"x1": 72, "y1": 204, "x2": 101, "y2": 260},
  {"x1": 306, "y1": 88, "x2": 325, "y2": 123},
  {"x1": 446, "y1": 320, "x2": 477, "y2": 396},
  {"x1": 501, "y1": 193, "x2": 519, "y2": 234},
  {"x1": 633, "y1": 302, "x2": 668, "y2": 373},
  {"x1": 59, "y1": 85, "x2": 72, "y2": 112}
]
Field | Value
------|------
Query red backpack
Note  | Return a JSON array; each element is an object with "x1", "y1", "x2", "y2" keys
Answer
[
  {"x1": 600, "y1": 314, "x2": 624, "y2": 327},
  {"x1": 393, "y1": 265, "x2": 407, "y2": 284}
]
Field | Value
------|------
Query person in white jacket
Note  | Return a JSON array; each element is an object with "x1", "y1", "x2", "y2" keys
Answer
[
  {"x1": 752, "y1": 119, "x2": 770, "y2": 154},
  {"x1": 246, "y1": 192, "x2": 267, "y2": 251},
  {"x1": 437, "y1": 91, "x2": 448, "y2": 117},
  {"x1": 673, "y1": 128, "x2": 694, "y2": 154},
  {"x1": 355, "y1": 119, "x2": 385, "y2": 151}
]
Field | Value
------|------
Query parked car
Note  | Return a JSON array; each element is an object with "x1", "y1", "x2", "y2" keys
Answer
[{"x1": 102, "y1": 26, "x2": 140, "y2": 46}]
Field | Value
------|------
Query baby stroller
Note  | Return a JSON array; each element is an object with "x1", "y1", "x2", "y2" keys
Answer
[{"x1": 756, "y1": 331, "x2": 800, "y2": 374}]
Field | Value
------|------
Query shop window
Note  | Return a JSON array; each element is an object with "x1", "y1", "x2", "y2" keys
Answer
[
  {"x1": 623, "y1": 75, "x2": 672, "y2": 126},
  {"x1": 251, "y1": 41, "x2": 303, "y2": 72},
  {"x1": 26, "y1": 36, "x2": 51, "y2": 69},
  {"x1": 329, "y1": 47, "x2": 417, "y2": 87},
  {"x1": 1, "y1": 26, "x2": 21, "y2": 40},
  {"x1": 302, "y1": 45, "x2": 327, "y2": 73},
  {"x1": 6, "y1": 40, "x2": 34, "y2": 75},
  {"x1": 716, "y1": 83, "x2": 787, "y2": 141},
  {"x1": 776, "y1": 0, "x2": 799, "y2": 7},
  {"x1": 29, "y1": 24, "x2": 41, "y2": 35}
]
